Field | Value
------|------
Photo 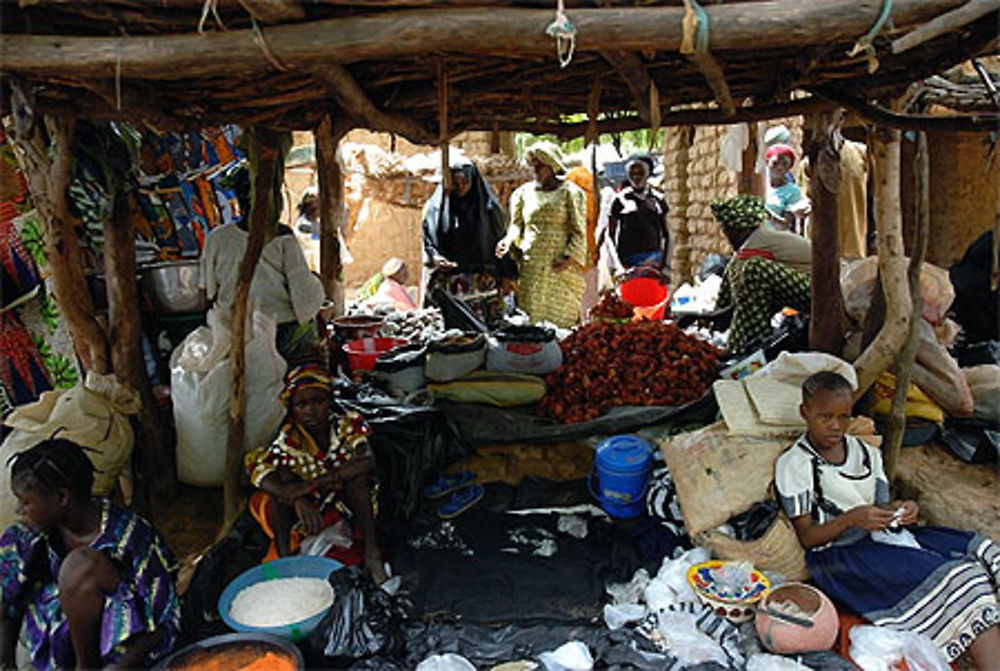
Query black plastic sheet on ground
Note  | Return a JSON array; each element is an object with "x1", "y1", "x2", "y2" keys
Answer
[
  {"x1": 393, "y1": 508, "x2": 646, "y2": 624},
  {"x1": 438, "y1": 389, "x2": 718, "y2": 446}
]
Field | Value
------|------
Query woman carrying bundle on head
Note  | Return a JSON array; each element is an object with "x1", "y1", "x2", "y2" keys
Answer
[
  {"x1": 1, "y1": 439, "x2": 180, "y2": 671},
  {"x1": 244, "y1": 364, "x2": 387, "y2": 584}
]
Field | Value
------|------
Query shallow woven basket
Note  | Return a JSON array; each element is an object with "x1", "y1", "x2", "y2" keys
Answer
[{"x1": 697, "y1": 512, "x2": 810, "y2": 583}]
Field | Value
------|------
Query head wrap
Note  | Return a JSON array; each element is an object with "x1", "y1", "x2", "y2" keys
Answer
[
  {"x1": 525, "y1": 141, "x2": 566, "y2": 175},
  {"x1": 764, "y1": 125, "x2": 791, "y2": 147},
  {"x1": 281, "y1": 363, "x2": 333, "y2": 407},
  {"x1": 625, "y1": 153, "x2": 655, "y2": 176},
  {"x1": 765, "y1": 143, "x2": 797, "y2": 167},
  {"x1": 710, "y1": 195, "x2": 768, "y2": 231}
]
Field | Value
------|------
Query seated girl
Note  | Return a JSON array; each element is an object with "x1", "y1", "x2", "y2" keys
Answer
[
  {"x1": 245, "y1": 364, "x2": 387, "y2": 584},
  {"x1": 1, "y1": 439, "x2": 180, "y2": 670},
  {"x1": 776, "y1": 371, "x2": 999, "y2": 667}
]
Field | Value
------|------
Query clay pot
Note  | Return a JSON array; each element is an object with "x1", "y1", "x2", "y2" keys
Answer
[{"x1": 755, "y1": 582, "x2": 839, "y2": 654}]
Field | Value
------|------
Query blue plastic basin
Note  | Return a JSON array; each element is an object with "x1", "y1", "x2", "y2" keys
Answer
[{"x1": 218, "y1": 555, "x2": 343, "y2": 642}]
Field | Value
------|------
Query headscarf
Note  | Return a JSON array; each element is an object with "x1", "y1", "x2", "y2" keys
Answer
[
  {"x1": 280, "y1": 363, "x2": 333, "y2": 408},
  {"x1": 422, "y1": 157, "x2": 509, "y2": 272},
  {"x1": 525, "y1": 141, "x2": 566, "y2": 176},
  {"x1": 764, "y1": 125, "x2": 791, "y2": 147},
  {"x1": 710, "y1": 195, "x2": 768, "y2": 231},
  {"x1": 765, "y1": 143, "x2": 797, "y2": 168},
  {"x1": 382, "y1": 257, "x2": 404, "y2": 278}
]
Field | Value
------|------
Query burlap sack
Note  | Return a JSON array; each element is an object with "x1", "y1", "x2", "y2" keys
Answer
[
  {"x1": 658, "y1": 421, "x2": 794, "y2": 537},
  {"x1": 697, "y1": 512, "x2": 810, "y2": 582}
]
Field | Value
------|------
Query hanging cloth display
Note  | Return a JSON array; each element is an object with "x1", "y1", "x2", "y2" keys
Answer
[{"x1": 545, "y1": 0, "x2": 576, "y2": 69}]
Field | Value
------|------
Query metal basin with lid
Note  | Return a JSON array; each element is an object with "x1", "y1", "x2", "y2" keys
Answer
[{"x1": 141, "y1": 260, "x2": 207, "y2": 314}]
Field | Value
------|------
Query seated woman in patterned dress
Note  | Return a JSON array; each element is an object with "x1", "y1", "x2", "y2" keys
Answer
[
  {"x1": 1, "y1": 439, "x2": 180, "y2": 671},
  {"x1": 245, "y1": 364, "x2": 387, "y2": 584},
  {"x1": 777, "y1": 372, "x2": 1000, "y2": 667}
]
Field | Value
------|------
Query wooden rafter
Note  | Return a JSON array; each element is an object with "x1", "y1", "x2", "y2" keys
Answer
[
  {"x1": 0, "y1": 1, "x2": 973, "y2": 80},
  {"x1": 239, "y1": 0, "x2": 305, "y2": 23},
  {"x1": 600, "y1": 50, "x2": 657, "y2": 124}
]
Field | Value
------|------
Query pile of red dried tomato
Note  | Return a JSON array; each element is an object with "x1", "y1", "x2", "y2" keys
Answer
[{"x1": 538, "y1": 321, "x2": 720, "y2": 423}]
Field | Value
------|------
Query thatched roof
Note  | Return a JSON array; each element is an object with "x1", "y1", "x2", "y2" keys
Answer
[{"x1": 1, "y1": 0, "x2": 998, "y2": 138}]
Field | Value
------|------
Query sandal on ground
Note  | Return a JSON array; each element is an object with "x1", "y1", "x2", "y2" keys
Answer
[
  {"x1": 423, "y1": 470, "x2": 476, "y2": 499},
  {"x1": 437, "y1": 483, "x2": 485, "y2": 519}
]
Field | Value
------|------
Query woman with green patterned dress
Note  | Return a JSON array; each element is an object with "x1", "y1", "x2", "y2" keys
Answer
[{"x1": 495, "y1": 142, "x2": 587, "y2": 329}]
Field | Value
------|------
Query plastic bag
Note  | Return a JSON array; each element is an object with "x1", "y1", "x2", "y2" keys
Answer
[
  {"x1": 308, "y1": 566, "x2": 405, "y2": 662},
  {"x1": 603, "y1": 603, "x2": 647, "y2": 630},
  {"x1": 537, "y1": 641, "x2": 594, "y2": 671},
  {"x1": 487, "y1": 326, "x2": 562, "y2": 375},
  {"x1": 756, "y1": 351, "x2": 857, "y2": 390},
  {"x1": 746, "y1": 653, "x2": 811, "y2": 671},
  {"x1": 656, "y1": 611, "x2": 729, "y2": 668},
  {"x1": 644, "y1": 547, "x2": 709, "y2": 612},
  {"x1": 848, "y1": 625, "x2": 949, "y2": 671},
  {"x1": 416, "y1": 654, "x2": 476, "y2": 671},
  {"x1": 606, "y1": 568, "x2": 650, "y2": 605}
]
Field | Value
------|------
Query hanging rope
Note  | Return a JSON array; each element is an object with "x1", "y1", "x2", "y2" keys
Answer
[
  {"x1": 545, "y1": 0, "x2": 576, "y2": 69},
  {"x1": 198, "y1": 0, "x2": 226, "y2": 33},
  {"x1": 250, "y1": 16, "x2": 290, "y2": 72},
  {"x1": 848, "y1": 0, "x2": 893, "y2": 73}
]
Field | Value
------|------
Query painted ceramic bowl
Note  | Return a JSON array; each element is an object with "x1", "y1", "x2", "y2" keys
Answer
[{"x1": 687, "y1": 560, "x2": 771, "y2": 623}]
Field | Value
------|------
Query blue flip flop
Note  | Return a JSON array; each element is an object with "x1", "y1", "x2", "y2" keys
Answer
[
  {"x1": 437, "y1": 483, "x2": 485, "y2": 519},
  {"x1": 424, "y1": 471, "x2": 476, "y2": 499}
]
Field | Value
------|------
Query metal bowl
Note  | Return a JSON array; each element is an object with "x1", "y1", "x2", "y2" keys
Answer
[
  {"x1": 152, "y1": 632, "x2": 303, "y2": 670},
  {"x1": 141, "y1": 260, "x2": 207, "y2": 314}
]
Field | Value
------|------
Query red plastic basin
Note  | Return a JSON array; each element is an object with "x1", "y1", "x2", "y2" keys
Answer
[
  {"x1": 619, "y1": 277, "x2": 670, "y2": 321},
  {"x1": 342, "y1": 337, "x2": 408, "y2": 372}
]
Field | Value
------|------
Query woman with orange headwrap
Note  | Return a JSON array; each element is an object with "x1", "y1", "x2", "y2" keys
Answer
[{"x1": 244, "y1": 364, "x2": 387, "y2": 583}]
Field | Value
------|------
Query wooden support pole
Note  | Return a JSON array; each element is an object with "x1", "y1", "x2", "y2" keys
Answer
[
  {"x1": 223, "y1": 126, "x2": 282, "y2": 529},
  {"x1": 883, "y1": 132, "x2": 929, "y2": 481},
  {"x1": 106, "y1": 191, "x2": 174, "y2": 511},
  {"x1": 316, "y1": 114, "x2": 348, "y2": 315},
  {"x1": 239, "y1": 0, "x2": 305, "y2": 23},
  {"x1": 853, "y1": 124, "x2": 911, "y2": 398},
  {"x1": 737, "y1": 122, "x2": 764, "y2": 196},
  {"x1": 0, "y1": 1, "x2": 972, "y2": 80},
  {"x1": 9, "y1": 103, "x2": 109, "y2": 374},
  {"x1": 805, "y1": 109, "x2": 846, "y2": 354},
  {"x1": 438, "y1": 62, "x2": 451, "y2": 193}
]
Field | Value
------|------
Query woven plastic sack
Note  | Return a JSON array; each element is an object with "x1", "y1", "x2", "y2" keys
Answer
[
  {"x1": 872, "y1": 372, "x2": 945, "y2": 424},
  {"x1": 428, "y1": 370, "x2": 545, "y2": 407},
  {"x1": 964, "y1": 365, "x2": 1000, "y2": 424},
  {"x1": 697, "y1": 512, "x2": 809, "y2": 582},
  {"x1": 842, "y1": 257, "x2": 954, "y2": 325}
]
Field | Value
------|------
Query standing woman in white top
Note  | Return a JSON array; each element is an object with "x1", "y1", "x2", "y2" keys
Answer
[
  {"x1": 775, "y1": 371, "x2": 1000, "y2": 666},
  {"x1": 200, "y1": 169, "x2": 325, "y2": 360}
]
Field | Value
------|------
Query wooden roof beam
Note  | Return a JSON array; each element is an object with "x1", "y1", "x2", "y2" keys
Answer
[
  {"x1": 685, "y1": 51, "x2": 736, "y2": 116},
  {"x1": 813, "y1": 85, "x2": 1000, "y2": 131},
  {"x1": 0, "y1": 1, "x2": 972, "y2": 80},
  {"x1": 307, "y1": 63, "x2": 435, "y2": 144},
  {"x1": 599, "y1": 50, "x2": 656, "y2": 125},
  {"x1": 892, "y1": 0, "x2": 1000, "y2": 54}
]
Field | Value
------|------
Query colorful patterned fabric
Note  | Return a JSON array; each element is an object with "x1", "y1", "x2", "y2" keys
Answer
[
  {"x1": 278, "y1": 363, "x2": 332, "y2": 407},
  {"x1": 0, "y1": 310, "x2": 53, "y2": 407},
  {"x1": 0, "y1": 500, "x2": 180, "y2": 670},
  {"x1": 248, "y1": 490, "x2": 365, "y2": 566},
  {"x1": 245, "y1": 409, "x2": 372, "y2": 488},
  {"x1": 716, "y1": 255, "x2": 810, "y2": 352},
  {"x1": 506, "y1": 180, "x2": 587, "y2": 328},
  {"x1": 0, "y1": 216, "x2": 41, "y2": 309},
  {"x1": 710, "y1": 194, "x2": 768, "y2": 231}
]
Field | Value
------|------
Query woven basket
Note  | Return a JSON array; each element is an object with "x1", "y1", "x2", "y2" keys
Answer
[{"x1": 697, "y1": 512, "x2": 809, "y2": 582}]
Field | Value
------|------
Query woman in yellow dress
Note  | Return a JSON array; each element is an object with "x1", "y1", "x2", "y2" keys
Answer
[{"x1": 496, "y1": 142, "x2": 587, "y2": 328}]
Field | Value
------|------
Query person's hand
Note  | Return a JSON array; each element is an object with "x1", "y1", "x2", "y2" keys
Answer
[
  {"x1": 315, "y1": 471, "x2": 342, "y2": 494},
  {"x1": 495, "y1": 239, "x2": 512, "y2": 258},
  {"x1": 846, "y1": 505, "x2": 896, "y2": 532},
  {"x1": 277, "y1": 481, "x2": 313, "y2": 504},
  {"x1": 898, "y1": 500, "x2": 919, "y2": 526},
  {"x1": 294, "y1": 497, "x2": 324, "y2": 536},
  {"x1": 436, "y1": 257, "x2": 457, "y2": 270},
  {"x1": 551, "y1": 256, "x2": 572, "y2": 272}
]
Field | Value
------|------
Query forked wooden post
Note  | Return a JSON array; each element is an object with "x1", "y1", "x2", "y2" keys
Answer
[
  {"x1": 883, "y1": 132, "x2": 929, "y2": 480},
  {"x1": 223, "y1": 127, "x2": 282, "y2": 529},
  {"x1": 805, "y1": 109, "x2": 846, "y2": 354},
  {"x1": 316, "y1": 114, "x2": 348, "y2": 315}
]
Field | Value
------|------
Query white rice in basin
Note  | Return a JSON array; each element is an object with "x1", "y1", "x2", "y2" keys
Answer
[{"x1": 229, "y1": 577, "x2": 335, "y2": 628}]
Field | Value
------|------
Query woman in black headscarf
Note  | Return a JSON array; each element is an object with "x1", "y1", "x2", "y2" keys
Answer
[{"x1": 422, "y1": 158, "x2": 516, "y2": 319}]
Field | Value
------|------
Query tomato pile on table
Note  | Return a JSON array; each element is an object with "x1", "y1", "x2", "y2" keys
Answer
[{"x1": 538, "y1": 321, "x2": 720, "y2": 423}]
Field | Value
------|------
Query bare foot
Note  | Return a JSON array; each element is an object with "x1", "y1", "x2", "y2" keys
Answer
[{"x1": 365, "y1": 550, "x2": 389, "y2": 585}]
